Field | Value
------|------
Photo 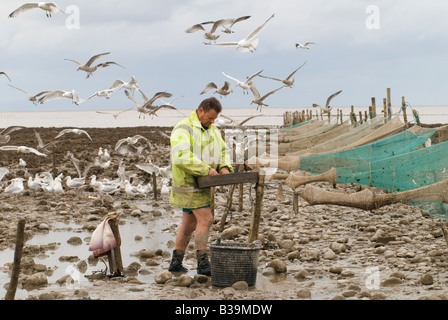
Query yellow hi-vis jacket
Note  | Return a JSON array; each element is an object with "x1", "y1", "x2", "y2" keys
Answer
[{"x1": 170, "y1": 110, "x2": 234, "y2": 209}]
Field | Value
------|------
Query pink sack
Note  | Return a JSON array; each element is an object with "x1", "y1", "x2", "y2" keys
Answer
[{"x1": 89, "y1": 216, "x2": 118, "y2": 258}]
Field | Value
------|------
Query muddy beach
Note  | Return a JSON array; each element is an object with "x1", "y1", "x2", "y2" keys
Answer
[{"x1": 1, "y1": 126, "x2": 448, "y2": 301}]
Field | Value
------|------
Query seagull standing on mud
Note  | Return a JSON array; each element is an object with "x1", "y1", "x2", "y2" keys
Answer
[
  {"x1": 204, "y1": 14, "x2": 274, "y2": 52},
  {"x1": 312, "y1": 90, "x2": 343, "y2": 115}
]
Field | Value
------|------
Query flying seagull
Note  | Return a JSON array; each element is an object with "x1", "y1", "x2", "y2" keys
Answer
[
  {"x1": 219, "y1": 114, "x2": 262, "y2": 130},
  {"x1": 39, "y1": 89, "x2": 84, "y2": 105},
  {"x1": 186, "y1": 20, "x2": 227, "y2": 42},
  {"x1": 109, "y1": 75, "x2": 139, "y2": 93},
  {"x1": 249, "y1": 84, "x2": 285, "y2": 111},
  {"x1": 222, "y1": 69, "x2": 263, "y2": 94},
  {"x1": 124, "y1": 89, "x2": 172, "y2": 119},
  {"x1": 312, "y1": 90, "x2": 343, "y2": 114},
  {"x1": 8, "y1": 2, "x2": 64, "y2": 18},
  {"x1": 295, "y1": 42, "x2": 316, "y2": 49},
  {"x1": 54, "y1": 128, "x2": 93, "y2": 141},
  {"x1": 0, "y1": 126, "x2": 26, "y2": 145},
  {"x1": 8, "y1": 84, "x2": 49, "y2": 104},
  {"x1": 200, "y1": 81, "x2": 233, "y2": 97},
  {"x1": 96, "y1": 109, "x2": 133, "y2": 120},
  {"x1": 0, "y1": 72, "x2": 11, "y2": 82},
  {"x1": 204, "y1": 14, "x2": 275, "y2": 52},
  {"x1": 258, "y1": 61, "x2": 307, "y2": 88},
  {"x1": 220, "y1": 15, "x2": 251, "y2": 34},
  {"x1": 0, "y1": 145, "x2": 47, "y2": 157},
  {"x1": 65, "y1": 52, "x2": 123, "y2": 78}
]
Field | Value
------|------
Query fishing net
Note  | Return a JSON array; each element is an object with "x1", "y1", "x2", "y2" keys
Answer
[
  {"x1": 298, "y1": 127, "x2": 436, "y2": 174},
  {"x1": 287, "y1": 115, "x2": 403, "y2": 156}
]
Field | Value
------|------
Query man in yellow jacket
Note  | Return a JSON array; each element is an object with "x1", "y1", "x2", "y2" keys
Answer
[{"x1": 169, "y1": 97, "x2": 233, "y2": 276}]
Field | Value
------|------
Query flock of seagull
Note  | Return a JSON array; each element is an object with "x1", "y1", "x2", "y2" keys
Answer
[
  {"x1": 0, "y1": 123, "x2": 172, "y2": 197},
  {"x1": 2, "y1": 2, "x2": 343, "y2": 117}
]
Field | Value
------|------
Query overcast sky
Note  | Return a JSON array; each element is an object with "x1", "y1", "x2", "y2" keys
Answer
[{"x1": 0, "y1": 0, "x2": 447, "y2": 113}]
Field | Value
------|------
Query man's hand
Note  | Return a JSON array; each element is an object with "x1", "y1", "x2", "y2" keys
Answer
[
  {"x1": 219, "y1": 167, "x2": 230, "y2": 175},
  {"x1": 208, "y1": 168, "x2": 219, "y2": 176}
]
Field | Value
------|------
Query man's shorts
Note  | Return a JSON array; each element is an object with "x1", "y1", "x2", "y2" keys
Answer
[{"x1": 182, "y1": 205, "x2": 211, "y2": 214}]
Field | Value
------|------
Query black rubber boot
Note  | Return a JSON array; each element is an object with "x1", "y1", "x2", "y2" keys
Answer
[
  {"x1": 196, "y1": 250, "x2": 211, "y2": 276},
  {"x1": 168, "y1": 250, "x2": 188, "y2": 273}
]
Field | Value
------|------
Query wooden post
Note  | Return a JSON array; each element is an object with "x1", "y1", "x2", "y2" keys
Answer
[
  {"x1": 219, "y1": 184, "x2": 236, "y2": 232},
  {"x1": 387, "y1": 88, "x2": 392, "y2": 120},
  {"x1": 5, "y1": 219, "x2": 26, "y2": 300},
  {"x1": 152, "y1": 174, "x2": 158, "y2": 200},
  {"x1": 237, "y1": 164, "x2": 244, "y2": 212},
  {"x1": 293, "y1": 192, "x2": 299, "y2": 215},
  {"x1": 371, "y1": 97, "x2": 376, "y2": 118},
  {"x1": 413, "y1": 110, "x2": 421, "y2": 126},
  {"x1": 383, "y1": 98, "x2": 387, "y2": 122},
  {"x1": 107, "y1": 218, "x2": 123, "y2": 277},
  {"x1": 364, "y1": 110, "x2": 368, "y2": 121},
  {"x1": 359, "y1": 111, "x2": 363, "y2": 123},
  {"x1": 52, "y1": 143, "x2": 56, "y2": 177},
  {"x1": 401, "y1": 96, "x2": 408, "y2": 124},
  {"x1": 248, "y1": 173, "x2": 265, "y2": 243},
  {"x1": 210, "y1": 187, "x2": 215, "y2": 216},
  {"x1": 350, "y1": 106, "x2": 355, "y2": 125}
]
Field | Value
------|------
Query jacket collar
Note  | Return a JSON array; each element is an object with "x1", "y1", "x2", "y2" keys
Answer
[{"x1": 189, "y1": 110, "x2": 216, "y2": 131}]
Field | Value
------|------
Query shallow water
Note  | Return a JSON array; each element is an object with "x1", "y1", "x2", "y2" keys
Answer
[{"x1": 0, "y1": 209, "x2": 175, "y2": 299}]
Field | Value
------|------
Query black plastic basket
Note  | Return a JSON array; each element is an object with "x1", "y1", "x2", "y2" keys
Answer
[{"x1": 210, "y1": 241, "x2": 262, "y2": 287}]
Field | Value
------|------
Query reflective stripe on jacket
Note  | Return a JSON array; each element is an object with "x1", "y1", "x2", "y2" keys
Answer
[{"x1": 169, "y1": 110, "x2": 234, "y2": 209}]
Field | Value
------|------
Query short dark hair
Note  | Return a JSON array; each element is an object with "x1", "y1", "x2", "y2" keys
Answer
[{"x1": 198, "y1": 97, "x2": 222, "y2": 113}]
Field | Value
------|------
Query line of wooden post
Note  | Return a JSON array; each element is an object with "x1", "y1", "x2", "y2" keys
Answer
[{"x1": 106, "y1": 218, "x2": 123, "y2": 277}]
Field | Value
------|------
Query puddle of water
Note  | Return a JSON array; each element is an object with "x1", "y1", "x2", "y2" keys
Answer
[{"x1": 0, "y1": 213, "x2": 175, "y2": 299}]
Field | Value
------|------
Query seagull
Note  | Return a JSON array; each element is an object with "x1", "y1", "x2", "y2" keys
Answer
[
  {"x1": 220, "y1": 15, "x2": 251, "y2": 34},
  {"x1": 18, "y1": 158, "x2": 27, "y2": 167},
  {"x1": 222, "y1": 70, "x2": 263, "y2": 94},
  {"x1": 124, "y1": 89, "x2": 172, "y2": 119},
  {"x1": 258, "y1": 61, "x2": 307, "y2": 88},
  {"x1": 39, "y1": 89, "x2": 84, "y2": 105},
  {"x1": 109, "y1": 75, "x2": 139, "y2": 93},
  {"x1": 86, "y1": 88, "x2": 117, "y2": 101},
  {"x1": 295, "y1": 42, "x2": 316, "y2": 49},
  {"x1": 200, "y1": 81, "x2": 233, "y2": 97},
  {"x1": 186, "y1": 20, "x2": 228, "y2": 42},
  {"x1": 0, "y1": 168, "x2": 10, "y2": 182},
  {"x1": 249, "y1": 84, "x2": 285, "y2": 111},
  {"x1": 0, "y1": 126, "x2": 26, "y2": 145},
  {"x1": 54, "y1": 128, "x2": 93, "y2": 141},
  {"x1": 114, "y1": 134, "x2": 149, "y2": 151},
  {"x1": 218, "y1": 114, "x2": 262, "y2": 130},
  {"x1": 8, "y1": 2, "x2": 63, "y2": 18},
  {"x1": 312, "y1": 90, "x2": 343, "y2": 115},
  {"x1": 95, "y1": 108, "x2": 133, "y2": 120},
  {"x1": 135, "y1": 162, "x2": 171, "y2": 179},
  {"x1": 0, "y1": 145, "x2": 47, "y2": 156},
  {"x1": 33, "y1": 129, "x2": 54, "y2": 154},
  {"x1": 65, "y1": 52, "x2": 123, "y2": 78},
  {"x1": 27, "y1": 174, "x2": 42, "y2": 190},
  {"x1": 8, "y1": 84, "x2": 49, "y2": 105},
  {"x1": 0, "y1": 72, "x2": 11, "y2": 82},
  {"x1": 4, "y1": 178, "x2": 25, "y2": 194},
  {"x1": 204, "y1": 14, "x2": 275, "y2": 52},
  {"x1": 64, "y1": 176, "x2": 85, "y2": 189}
]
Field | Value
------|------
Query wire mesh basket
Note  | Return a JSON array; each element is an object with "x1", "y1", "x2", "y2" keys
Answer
[{"x1": 210, "y1": 241, "x2": 262, "y2": 287}]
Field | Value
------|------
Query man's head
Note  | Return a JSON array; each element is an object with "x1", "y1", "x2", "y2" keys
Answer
[{"x1": 197, "y1": 97, "x2": 222, "y2": 128}]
